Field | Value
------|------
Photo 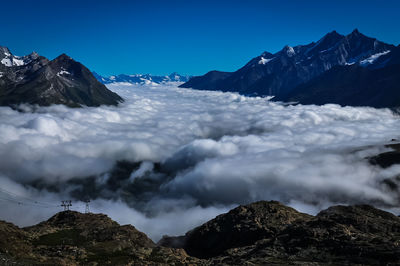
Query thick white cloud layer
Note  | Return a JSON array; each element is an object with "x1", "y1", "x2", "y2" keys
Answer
[{"x1": 0, "y1": 82, "x2": 400, "y2": 241}]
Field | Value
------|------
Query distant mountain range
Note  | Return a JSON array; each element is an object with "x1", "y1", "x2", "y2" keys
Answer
[
  {"x1": 180, "y1": 29, "x2": 400, "y2": 108},
  {"x1": 93, "y1": 72, "x2": 191, "y2": 85},
  {"x1": 0, "y1": 47, "x2": 123, "y2": 108},
  {"x1": 3, "y1": 29, "x2": 399, "y2": 109}
]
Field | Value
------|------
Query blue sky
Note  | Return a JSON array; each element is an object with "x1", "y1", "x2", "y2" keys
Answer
[{"x1": 1, "y1": 0, "x2": 399, "y2": 76}]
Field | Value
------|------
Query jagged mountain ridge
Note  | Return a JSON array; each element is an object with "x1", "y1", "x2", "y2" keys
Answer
[
  {"x1": 179, "y1": 29, "x2": 400, "y2": 107},
  {"x1": 0, "y1": 210, "x2": 198, "y2": 265},
  {"x1": 94, "y1": 72, "x2": 191, "y2": 85},
  {"x1": 0, "y1": 47, "x2": 40, "y2": 68},
  {"x1": 1, "y1": 201, "x2": 400, "y2": 265},
  {"x1": 0, "y1": 47, "x2": 123, "y2": 107},
  {"x1": 276, "y1": 45, "x2": 400, "y2": 107}
]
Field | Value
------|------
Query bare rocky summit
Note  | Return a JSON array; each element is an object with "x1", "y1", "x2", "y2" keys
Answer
[
  {"x1": 0, "y1": 211, "x2": 199, "y2": 265},
  {"x1": 159, "y1": 201, "x2": 312, "y2": 259},
  {"x1": 160, "y1": 201, "x2": 400, "y2": 265},
  {"x1": 1, "y1": 201, "x2": 400, "y2": 265}
]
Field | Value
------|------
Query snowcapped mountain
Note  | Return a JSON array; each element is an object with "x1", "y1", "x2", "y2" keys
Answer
[
  {"x1": 94, "y1": 72, "x2": 191, "y2": 85},
  {"x1": 0, "y1": 47, "x2": 123, "y2": 107},
  {"x1": 0, "y1": 47, "x2": 39, "y2": 67},
  {"x1": 180, "y1": 29, "x2": 400, "y2": 107},
  {"x1": 276, "y1": 41, "x2": 400, "y2": 108}
]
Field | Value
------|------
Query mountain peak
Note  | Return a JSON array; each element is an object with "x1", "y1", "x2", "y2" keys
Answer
[
  {"x1": 283, "y1": 45, "x2": 296, "y2": 57},
  {"x1": 180, "y1": 29, "x2": 396, "y2": 103},
  {"x1": 0, "y1": 46, "x2": 11, "y2": 55},
  {"x1": 95, "y1": 72, "x2": 192, "y2": 84},
  {"x1": 3, "y1": 210, "x2": 193, "y2": 265},
  {"x1": 30, "y1": 51, "x2": 39, "y2": 57},
  {"x1": 325, "y1": 30, "x2": 344, "y2": 39},
  {"x1": 25, "y1": 51, "x2": 40, "y2": 61},
  {"x1": 161, "y1": 201, "x2": 312, "y2": 258},
  {"x1": 54, "y1": 53, "x2": 73, "y2": 61},
  {"x1": 312, "y1": 30, "x2": 344, "y2": 50},
  {"x1": 35, "y1": 210, "x2": 119, "y2": 230},
  {"x1": 160, "y1": 201, "x2": 400, "y2": 264},
  {"x1": 0, "y1": 47, "x2": 123, "y2": 107},
  {"x1": 347, "y1": 28, "x2": 367, "y2": 39},
  {"x1": 345, "y1": 28, "x2": 378, "y2": 45},
  {"x1": 261, "y1": 51, "x2": 273, "y2": 58}
]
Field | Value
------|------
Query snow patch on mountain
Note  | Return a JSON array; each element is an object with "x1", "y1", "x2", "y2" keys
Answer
[
  {"x1": 360, "y1": 50, "x2": 391, "y2": 66},
  {"x1": 94, "y1": 72, "x2": 192, "y2": 85},
  {"x1": 57, "y1": 70, "x2": 70, "y2": 77},
  {"x1": 12, "y1": 57, "x2": 25, "y2": 66},
  {"x1": 1, "y1": 55, "x2": 27, "y2": 67},
  {"x1": 1, "y1": 58, "x2": 12, "y2": 67},
  {"x1": 258, "y1": 57, "x2": 274, "y2": 65},
  {"x1": 285, "y1": 46, "x2": 296, "y2": 57}
]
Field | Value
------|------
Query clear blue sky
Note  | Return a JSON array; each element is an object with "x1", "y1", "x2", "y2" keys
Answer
[{"x1": 1, "y1": 0, "x2": 399, "y2": 76}]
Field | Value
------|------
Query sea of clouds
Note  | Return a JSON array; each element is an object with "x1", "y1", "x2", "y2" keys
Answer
[{"x1": 1, "y1": 82, "x2": 400, "y2": 241}]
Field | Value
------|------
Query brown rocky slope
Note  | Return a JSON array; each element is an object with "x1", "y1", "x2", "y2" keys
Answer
[
  {"x1": 1, "y1": 201, "x2": 400, "y2": 265},
  {"x1": 160, "y1": 201, "x2": 400, "y2": 265},
  {"x1": 0, "y1": 211, "x2": 199, "y2": 265}
]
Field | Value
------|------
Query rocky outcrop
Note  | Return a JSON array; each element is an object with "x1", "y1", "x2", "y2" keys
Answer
[
  {"x1": 0, "y1": 220, "x2": 32, "y2": 264},
  {"x1": 0, "y1": 211, "x2": 199, "y2": 265},
  {"x1": 0, "y1": 47, "x2": 123, "y2": 108},
  {"x1": 2, "y1": 202, "x2": 400, "y2": 265},
  {"x1": 367, "y1": 142, "x2": 400, "y2": 195},
  {"x1": 161, "y1": 201, "x2": 400, "y2": 265},
  {"x1": 159, "y1": 201, "x2": 312, "y2": 258},
  {"x1": 369, "y1": 143, "x2": 400, "y2": 168}
]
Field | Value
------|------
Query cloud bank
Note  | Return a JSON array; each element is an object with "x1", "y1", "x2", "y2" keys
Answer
[{"x1": 0, "y1": 82, "x2": 400, "y2": 241}]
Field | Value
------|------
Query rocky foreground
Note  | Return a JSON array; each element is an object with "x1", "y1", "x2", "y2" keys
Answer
[{"x1": 1, "y1": 201, "x2": 400, "y2": 265}]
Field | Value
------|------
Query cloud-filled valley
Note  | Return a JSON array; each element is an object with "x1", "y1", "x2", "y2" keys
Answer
[{"x1": 1, "y1": 82, "x2": 400, "y2": 241}]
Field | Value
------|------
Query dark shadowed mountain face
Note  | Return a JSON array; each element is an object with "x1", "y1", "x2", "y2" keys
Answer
[
  {"x1": 278, "y1": 62, "x2": 400, "y2": 108},
  {"x1": 180, "y1": 29, "x2": 399, "y2": 107},
  {"x1": 93, "y1": 72, "x2": 192, "y2": 85},
  {"x1": 179, "y1": 70, "x2": 232, "y2": 91},
  {"x1": 0, "y1": 47, "x2": 123, "y2": 108}
]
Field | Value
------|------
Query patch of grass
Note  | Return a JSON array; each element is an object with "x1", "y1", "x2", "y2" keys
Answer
[
  {"x1": 33, "y1": 229, "x2": 84, "y2": 246},
  {"x1": 83, "y1": 249, "x2": 137, "y2": 264},
  {"x1": 147, "y1": 249, "x2": 167, "y2": 263}
]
